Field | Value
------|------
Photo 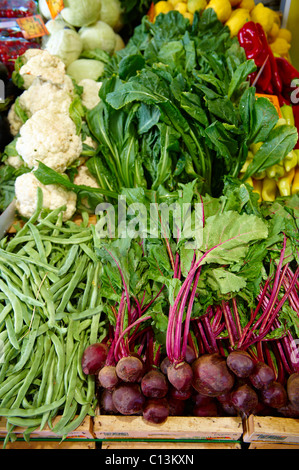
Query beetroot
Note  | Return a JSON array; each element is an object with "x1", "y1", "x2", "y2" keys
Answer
[
  {"x1": 160, "y1": 356, "x2": 171, "y2": 375},
  {"x1": 141, "y1": 369, "x2": 169, "y2": 398},
  {"x1": 81, "y1": 342, "x2": 108, "y2": 375},
  {"x1": 143, "y1": 398, "x2": 169, "y2": 424},
  {"x1": 278, "y1": 402, "x2": 299, "y2": 418},
  {"x1": 115, "y1": 355, "x2": 144, "y2": 383},
  {"x1": 168, "y1": 396, "x2": 186, "y2": 416},
  {"x1": 167, "y1": 361, "x2": 193, "y2": 391},
  {"x1": 169, "y1": 386, "x2": 192, "y2": 401},
  {"x1": 112, "y1": 383, "x2": 146, "y2": 415},
  {"x1": 185, "y1": 345, "x2": 197, "y2": 364},
  {"x1": 230, "y1": 384, "x2": 259, "y2": 416},
  {"x1": 192, "y1": 353, "x2": 235, "y2": 397},
  {"x1": 98, "y1": 365, "x2": 119, "y2": 389},
  {"x1": 193, "y1": 400, "x2": 218, "y2": 417},
  {"x1": 260, "y1": 381, "x2": 288, "y2": 409},
  {"x1": 226, "y1": 350, "x2": 255, "y2": 378},
  {"x1": 99, "y1": 389, "x2": 118, "y2": 414},
  {"x1": 287, "y1": 373, "x2": 299, "y2": 411},
  {"x1": 249, "y1": 362, "x2": 275, "y2": 390},
  {"x1": 193, "y1": 392, "x2": 216, "y2": 407}
]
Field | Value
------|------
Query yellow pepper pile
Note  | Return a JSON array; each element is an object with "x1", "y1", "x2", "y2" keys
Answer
[
  {"x1": 239, "y1": 105, "x2": 299, "y2": 202},
  {"x1": 151, "y1": 0, "x2": 293, "y2": 61}
]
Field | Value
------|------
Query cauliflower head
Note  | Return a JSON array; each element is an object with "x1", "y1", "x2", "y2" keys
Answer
[
  {"x1": 16, "y1": 109, "x2": 82, "y2": 173},
  {"x1": 19, "y1": 49, "x2": 67, "y2": 89},
  {"x1": 15, "y1": 171, "x2": 77, "y2": 221},
  {"x1": 78, "y1": 79, "x2": 102, "y2": 110}
]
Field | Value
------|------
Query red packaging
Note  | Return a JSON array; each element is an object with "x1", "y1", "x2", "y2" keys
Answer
[
  {"x1": 0, "y1": 0, "x2": 37, "y2": 19},
  {"x1": 0, "y1": 19, "x2": 23, "y2": 37},
  {"x1": 0, "y1": 37, "x2": 40, "y2": 75}
]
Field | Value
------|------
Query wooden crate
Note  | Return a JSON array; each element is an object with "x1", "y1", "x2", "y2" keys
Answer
[
  {"x1": 0, "y1": 439, "x2": 96, "y2": 449},
  {"x1": 248, "y1": 442, "x2": 299, "y2": 449},
  {"x1": 243, "y1": 415, "x2": 299, "y2": 445},
  {"x1": 102, "y1": 441, "x2": 241, "y2": 449},
  {"x1": 93, "y1": 415, "x2": 243, "y2": 442},
  {"x1": 0, "y1": 415, "x2": 94, "y2": 439}
]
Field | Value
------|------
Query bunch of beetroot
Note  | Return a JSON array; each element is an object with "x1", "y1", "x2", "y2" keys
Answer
[{"x1": 81, "y1": 342, "x2": 299, "y2": 423}]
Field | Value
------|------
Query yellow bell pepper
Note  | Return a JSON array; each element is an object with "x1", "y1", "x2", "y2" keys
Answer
[
  {"x1": 278, "y1": 28, "x2": 292, "y2": 43},
  {"x1": 252, "y1": 178, "x2": 263, "y2": 202},
  {"x1": 238, "y1": 0, "x2": 255, "y2": 12},
  {"x1": 225, "y1": 8, "x2": 251, "y2": 37},
  {"x1": 262, "y1": 177, "x2": 277, "y2": 202},
  {"x1": 186, "y1": 0, "x2": 207, "y2": 14},
  {"x1": 270, "y1": 37, "x2": 291, "y2": 57},
  {"x1": 240, "y1": 150, "x2": 253, "y2": 173},
  {"x1": 154, "y1": 1, "x2": 173, "y2": 16},
  {"x1": 206, "y1": 0, "x2": 232, "y2": 23},
  {"x1": 251, "y1": 3, "x2": 275, "y2": 34},
  {"x1": 174, "y1": 2, "x2": 187, "y2": 13},
  {"x1": 229, "y1": 0, "x2": 241, "y2": 6},
  {"x1": 283, "y1": 150, "x2": 298, "y2": 173},
  {"x1": 280, "y1": 105, "x2": 295, "y2": 126},
  {"x1": 183, "y1": 11, "x2": 194, "y2": 23},
  {"x1": 277, "y1": 168, "x2": 295, "y2": 197},
  {"x1": 291, "y1": 166, "x2": 299, "y2": 195}
]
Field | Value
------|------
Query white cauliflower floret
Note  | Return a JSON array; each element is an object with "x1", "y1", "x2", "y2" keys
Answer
[
  {"x1": 17, "y1": 77, "x2": 74, "y2": 119},
  {"x1": 83, "y1": 135, "x2": 97, "y2": 149},
  {"x1": 78, "y1": 79, "x2": 102, "y2": 110},
  {"x1": 15, "y1": 172, "x2": 77, "y2": 222},
  {"x1": 7, "y1": 104, "x2": 23, "y2": 136},
  {"x1": 19, "y1": 49, "x2": 67, "y2": 89},
  {"x1": 16, "y1": 109, "x2": 82, "y2": 173},
  {"x1": 5, "y1": 155, "x2": 24, "y2": 169},
  {"x1": 74, "y1": 165, "x2": 99, "y2": 188}
]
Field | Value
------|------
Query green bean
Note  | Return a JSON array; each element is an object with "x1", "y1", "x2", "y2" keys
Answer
[
  {"x1": 57, "y1": 255, "x2": 88, "y2": 313},
  {"x1": 0, "y1": 304, "x2": 13, "y2": 325},
  {"x1": 1, "y1": 274, "x2": 44, "y2": 308},
  {"x1": 39, "y1": 354, "x2": 56, "y2": 431},
  {"x1": 57, "y1": 244, "x2": 79, "y2": 276},
  {"x1": 0, "y1": 263, "x2": 23, "y2": 288},
  {"x1": 80, "y1": 243, "x2": 98, "y2": 262},
  {"x1": 0, "y1": 249, "x2": 59, "y2": 274},
  {"x1": 79, "y1": 263, "x2": 94, "y2": 311},
  {"x1": 0, "y1": 396, "x2": 66, "y2": 417},
  {"x1": 36, "y1": 344, "x2": 55, "y2": 407},
  {"x1": 6, "y1": 417, "x2": 43, "y2": 428},
  {"x1": 0, "y1": 369, "x2": 28, "y2": 399},
  {"x1": 40, "y1": 233, "x2": 93, "y2": 245},
  {"x1": 48, "y1": 331, "x2": 65, "y2": 401},
  {"x1": 0, "y1": 279, "x2": 23, "y2": 334},
  {"x1": 10, "y1": 313, "x2": 40, "y2": 374},
  {"x1": 5, "y1": 316, "x2": 20, "y2": 350},
  {"x1": 27, "y1": 222, "x2": 47, "y2": 262},
  {"x1": 11, "y1": 335, "x2": 44, "y2": 408}
]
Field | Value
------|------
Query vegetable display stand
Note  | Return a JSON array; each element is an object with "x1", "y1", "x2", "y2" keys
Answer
[
  {"x1": 93, "y1": 414, "x2": 243, "y2": 443},
  {"x1": 0, "y1": 415, "x2": 95, "y2": 440},
  {"x1": 243, "y1": 415, "x2": 299, "y2": 446}
]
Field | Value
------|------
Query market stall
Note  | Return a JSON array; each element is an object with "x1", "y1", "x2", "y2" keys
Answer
[{"x1": 0, "y1": 0, "x2": 298, "y2": 450}]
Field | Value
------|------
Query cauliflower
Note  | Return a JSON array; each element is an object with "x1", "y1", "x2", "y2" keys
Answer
[
  {"x1": 73, "y1": 164, "x2": 99, "y2": 188},
  {"x1": 19, "y1": 49, "x2": 68, "y2": 89},
  {"x1": 78, "y1": 79, "x2": 102, "y2": 110},
  {"x1": 5, "y1": 155, "x2": 25, "y2": 169},
  {"x1": 14, "y1": 77, "x2": 75, "y2": 121},
  {"x1": 16, "y1": 109, "x2": 82, "y2": 172},
  {"x1": 7, "y1": 104, "x2": 23, "y2": 136},
  {"x1": 15, "y1": 171, "x2": 77, "y2": 222}
]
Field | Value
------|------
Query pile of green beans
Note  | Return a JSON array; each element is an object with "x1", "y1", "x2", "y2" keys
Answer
[{"x1": 0, "y1": 189, "x2": 107, "y2": 444}]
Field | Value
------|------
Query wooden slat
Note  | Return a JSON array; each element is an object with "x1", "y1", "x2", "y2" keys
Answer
[
  {"x1": 102, "y1": 441, "x2": 241, "y2": 449},
  {"x1": 248, "y1": 442, "x2": 299, "y2": 449},
  {"x1": 94, "y1": 415, "x2": 243, "y2": 441},
  {"x1": 0, "y1": 440, "x2": 96, "y2": 449},
  {"x1": 243, "y1": 415, "x2": 299, "y2": 444}
]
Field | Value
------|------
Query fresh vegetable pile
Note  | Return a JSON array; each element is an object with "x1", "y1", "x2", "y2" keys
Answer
[{"x1": 0, "y1": 4, "x2": 299, "y2": 443}]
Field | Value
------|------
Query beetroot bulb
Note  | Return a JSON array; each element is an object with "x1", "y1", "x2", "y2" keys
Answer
[
  {"x1": 141, "y1": 369, "x2": 169, "y2": 398},
  {"x1": 226, "y1": 350, "x2": 255, "y2": 378},
  {"x1": 81, "y1": 342, "x2": 108, "y2": 375},
  {"x1": 143, "y1": 398, "x2": 169, "y2": 424},
  {"x1": 249, "y1": 362, "x2": 275, "y2": 390},
  {"x1": 167, "y1": 361, "x2": 193, "y2": 391},
  {"x1": 287, "y1": 373, "x2": 299, "y2": 410},
  {"x1": 192, "y1": 353, "x2": 235, "y2": 397},
  {"x1": 230, "y1": 384, "x2": 259, "y2": 416},
  {"x1": 112, "y1": 383, "x2": 146, "y2": 415},
  {"x1": 98, "y1": 365, "x2": 119, "y2": 390},
  {"x1": 115, "y1": 355, "x2": 144, "y2": 383}
]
